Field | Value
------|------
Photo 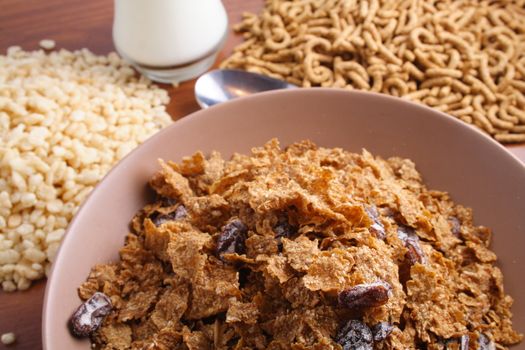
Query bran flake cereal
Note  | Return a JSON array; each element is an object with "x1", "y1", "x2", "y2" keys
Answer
[{"x1": 72, "y1": 139, "x2": 522, "y2": 349}]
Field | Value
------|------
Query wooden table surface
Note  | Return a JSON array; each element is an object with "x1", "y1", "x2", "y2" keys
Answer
[{"x1": 0, "y1": 1, "x2": 524, "y2": 348}]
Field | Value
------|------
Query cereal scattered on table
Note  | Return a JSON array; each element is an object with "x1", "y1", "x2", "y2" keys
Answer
[
  {"x1": 72, "y1": 139, "x2": 522, "y2": 349},
  {"x1": 0, "y1": 332, "x2": 16, "y2": 346},
  {"x1": 38, "y1": 39, "x2": 56, "y2": 50}
]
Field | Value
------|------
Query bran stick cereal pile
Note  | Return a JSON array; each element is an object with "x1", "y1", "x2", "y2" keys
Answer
[{"x1": 222, "y1": 0, "x2": 525, "y2": 143}]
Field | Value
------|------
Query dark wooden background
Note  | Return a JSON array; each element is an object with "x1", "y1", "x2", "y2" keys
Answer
[{"x1": 0, "y1": 0, "x2": 523, "y2": 348}]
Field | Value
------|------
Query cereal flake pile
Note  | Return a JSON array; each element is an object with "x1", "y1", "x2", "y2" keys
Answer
[
  {"x1": 74, "y1": 140, "x2": 521, "y2": 349},
  {"x1": 0, "y1": 46, "x2": 172, "y2": 291},
  {"x1": 222, "y1": 0, "x2": 525, "y2": 143}
]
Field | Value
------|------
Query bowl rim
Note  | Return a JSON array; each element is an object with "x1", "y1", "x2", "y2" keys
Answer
[{"x1": 42, "y1": 87, "x2": 525, "y2": 349}]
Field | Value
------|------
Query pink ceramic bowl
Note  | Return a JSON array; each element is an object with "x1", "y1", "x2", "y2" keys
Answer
[{"x1": 43, "y1": 89, "x2": 525, "y2": 349}]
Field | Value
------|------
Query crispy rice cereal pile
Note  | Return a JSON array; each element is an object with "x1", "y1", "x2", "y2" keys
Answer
[
  {"x1": 76, "y1": 140, "x2": 522, "y2": 349},
  {"x1": 0, "y1": 47, "x2": 171, "y2": 291},
  {"x1": 221, "y1": 0, "x2": 525, "y2": 143}
]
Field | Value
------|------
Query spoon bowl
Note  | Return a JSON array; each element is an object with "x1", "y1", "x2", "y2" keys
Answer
[{"x1": 194, "y1": 69, "x2": 296, "y2": 108}]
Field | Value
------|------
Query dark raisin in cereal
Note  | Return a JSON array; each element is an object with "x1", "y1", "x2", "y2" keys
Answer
[
  {"x1": 274, "y1": 216, "x2": 297, "y2": 251},
  {"x1": 406, "y1": 242, "x2": 425, "y2": 265},
  {"x1": 174, "y1": 205, "x2": 187, "y2": 218},
  {"x1": 396, "y1": 224, "x2": 416, "y2": 241},
  {"x1": 338, "y1": 281, "x2": 392, "y2": 310},
  {"x1": 150, "y1": 205, "x2": 187, "y2": 226},
  {"x1": 460, "y1": 334, "x2": 470, "y2": 350},
  {"x1": 274, "y1": 217, "x2": 297, "y2": 239},
  {"x1": 397, "y1": 225, "x2": 427, "y2": 265},
  {"x1": 372, "y1": 322, "x2": 394, "y2": 342},
  {"x1": 335, "y1": 319, "x2": 373, "y2": 350},
  {"x1": 477, "y1": 334, "x2": 495, "y2": 350},
  {"x1": 365, "y1": 205, "x2": 386, "y2": 239},
  {"x1": 448, "y1": 216, "x2": 462, "y2": 237},
  {"x1": 69, "y1": 292, "x2": 113, "y2": 338},
  {"x1": 216, "y1": 219, "x2": 248, "y2": 257},
  {"x1": 443, "y1": 334, "x2": 469, "y2": 350}
]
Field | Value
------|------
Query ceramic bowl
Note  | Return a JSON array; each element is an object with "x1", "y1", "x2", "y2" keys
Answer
[{"x1": 43, "y1": 89, "x2": 525, "y2": 349}]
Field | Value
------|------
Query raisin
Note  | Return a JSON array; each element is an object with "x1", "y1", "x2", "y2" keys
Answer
[
  {"x1": 150, "y1": 205, "x2": 187, "y2": 226},
  {"x1": 273, "y1": 216, "x2": 297, "y2": 251},
  {"x1": 406, "y1": 242, "x2": 425, "y2": 265},
  {"x1": 365, "y1": 206, "x2": 386, "y2": 239},
  {"x1": 68, "y1": 292, "x2": 113, "y2": 338},
  {"x1": 216, "y1": 219, "x2": 248, "y2": 257},
  {"x1": 397, "y1": 225, "x2": 427, "y2": 265},
  {"x1": 174, "y1": 205, "x2": 187, "y2": 218},
  {"x1": 372, "y1": 322, "x2": 394, "y2": 342},
  {"x1": 477, "y1": 334, "x2": 495, "y2": 350},
  {"x1": 274, "y1": 217, "x2": 297, "y2": 239},
  {"x1": 448, "y1": 216, "x2": 462, "y2": 237},
  {"x1": 397, "y1": 224, "x2": 416, "y2": 241},
  {"x1": 460, "y1": 335, "x2": 469, "y2": 350},
  {"x1": 338, "y1": 281, "x2": 392, "y2": 310},
  {"x1": 442, "y1": 334, "x2": 469, "y2": 350},
  {"x1": 335, "y1": 320, "x2": 373, "y2": 350}
]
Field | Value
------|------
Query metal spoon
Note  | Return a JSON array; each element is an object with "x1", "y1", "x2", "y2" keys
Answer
[{"x1": 194, "y1": 69, "x2": 297, "y2": 108}]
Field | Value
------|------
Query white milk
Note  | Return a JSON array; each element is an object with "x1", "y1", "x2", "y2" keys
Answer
[{"x1": 113, "y1": 0, "x2": 228, "y2": 82}]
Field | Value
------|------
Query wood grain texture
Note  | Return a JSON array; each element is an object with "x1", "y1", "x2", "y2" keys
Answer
[{"x1": 0, "y1": 0, "x2": 523, "y2": 348}]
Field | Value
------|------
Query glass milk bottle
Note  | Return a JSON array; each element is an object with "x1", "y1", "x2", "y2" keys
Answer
[{"x1": 113, "y1": 0, "x2": 228, "y2": 84}]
